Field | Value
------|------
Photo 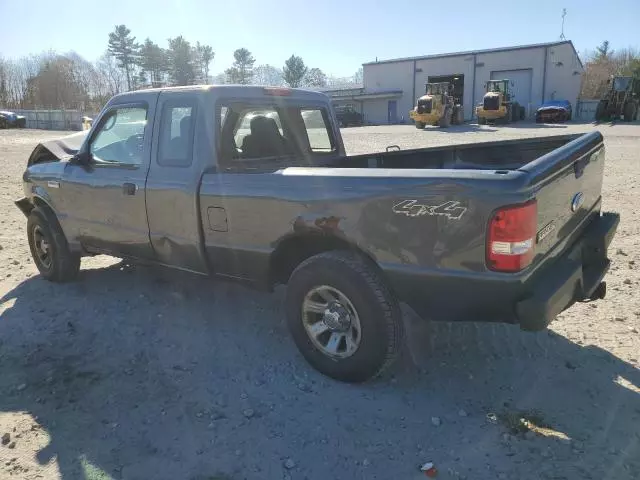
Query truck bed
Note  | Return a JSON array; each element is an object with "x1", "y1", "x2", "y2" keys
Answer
[{"x1": 330, "y1": 134, "x2": 581, "y2": 171}]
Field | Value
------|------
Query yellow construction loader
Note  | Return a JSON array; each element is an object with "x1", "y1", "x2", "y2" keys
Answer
[
  {"x1": 410, "y1": 82, "x2": 463, "y2": 128},
  {"x1": 476, "y1": 79, "x2": 525, "y2": 124}
]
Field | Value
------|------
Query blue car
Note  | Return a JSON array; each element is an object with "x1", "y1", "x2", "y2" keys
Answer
[
  {"x1": 535, "y1": 100, "x2": 572, "y2": 123},
  {"x1": 0, "y1": 110, "x2": 27, "y2": 129}
]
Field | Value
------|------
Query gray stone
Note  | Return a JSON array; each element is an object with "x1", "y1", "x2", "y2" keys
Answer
[
  {"x1": 431, "y1": 416, "x2": 442, "y2": 427},
  {"x1": 284, "y1": 458, "x2": 296, "y2": 469}
]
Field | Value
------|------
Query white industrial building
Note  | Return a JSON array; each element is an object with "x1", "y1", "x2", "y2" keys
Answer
[{"x1": 328, "y1": 40, "x2": 584, "y2": 124}]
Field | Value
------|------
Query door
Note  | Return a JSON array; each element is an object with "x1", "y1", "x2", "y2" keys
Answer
[
  {"x1": 61, "y1": 102, "x2": 155, "y2": 259},
  {"x1": 145, "y1": 91, "x2": 206, "y2": 273},
  {"x1": 387, "y1": 100, "x2": 398, "y2": 124},
  {"x1": 491, "y1": 69, "x2": 532, "y2": 114}
]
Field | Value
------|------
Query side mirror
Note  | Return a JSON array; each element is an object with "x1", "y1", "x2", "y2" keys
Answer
[{"x1": 71, "y1": 151, "x2": 91, "y2": 165}]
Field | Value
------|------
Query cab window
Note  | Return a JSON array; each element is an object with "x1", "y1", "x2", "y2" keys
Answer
[
  {"x1": 90, "y1": 106, "x2": 147, "y2": 165},
  {"x1": 158, "y1": 102, "x2": 196, "y2": 167},
  {"x1": 218, "y1": 103, "x2": 336, "y2": 166}
]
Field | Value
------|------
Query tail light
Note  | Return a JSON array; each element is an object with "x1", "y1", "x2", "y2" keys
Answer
[{"x1": 487, "y1": 200, "x2": 537, "y2": 272}]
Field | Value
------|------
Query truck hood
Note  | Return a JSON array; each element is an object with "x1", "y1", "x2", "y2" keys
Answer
[
  {"x1": 28, "y1": 130, "x2": 88, "y2": 166},
  {"x1": 41, "y1": 130, "x2": 88, "y2": 158}
]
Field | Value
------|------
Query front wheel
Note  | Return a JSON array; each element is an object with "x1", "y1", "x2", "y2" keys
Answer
[
  {"x1": 285, "y1": 251, "x2": 403, "y2": 383},
  {"x1": 414, "y1": 121, "x2": 425, "y2": 129},
  {"x1": 27, "y1": 207, "x2": 80, "y2": 282}
]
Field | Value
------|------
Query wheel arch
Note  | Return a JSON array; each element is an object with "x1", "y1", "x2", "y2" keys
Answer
[{"x1": 269, "y1": 233, "x2": 381, "y2": 287}]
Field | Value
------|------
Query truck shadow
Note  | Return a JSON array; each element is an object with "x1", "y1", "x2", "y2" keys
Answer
[{"x1": 1, "y1": 261, "x2": 638, "y2": 479}]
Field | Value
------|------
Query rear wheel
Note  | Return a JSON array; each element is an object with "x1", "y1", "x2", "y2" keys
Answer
[
  {"x1": 504, "y1": 105, "x2": 512, "y2": 124},
  {"x1": 439, "y1": 108, "x2": 452, "y2": 127},
  {"x1": 27, "y1": 207, "x2": 80, "y2": 282},
  {"x1": 623, "y1": 102, "x2": 637, "y2": 122},
  {"x1": 478, "y1": 115, "x2": 486, "y2": 125},
  {"x1": 285, "y1": 251, "x2": 403, "y2": 383},
  {"x1": 452, "y1": 105, "x2": 463, "y2": 125}
]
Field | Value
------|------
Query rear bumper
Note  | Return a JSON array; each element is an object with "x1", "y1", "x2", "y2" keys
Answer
[
  {"x1": 516, "y1": 211, "x2": 618, "y2": 330},
  {"x1": 385, "y1": 212, "x2": 619, "y2": 331}
]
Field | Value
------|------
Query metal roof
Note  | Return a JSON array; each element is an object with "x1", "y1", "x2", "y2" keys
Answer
[{"x1": 363, "y1": 40, "x2": 583, "y2": 69}]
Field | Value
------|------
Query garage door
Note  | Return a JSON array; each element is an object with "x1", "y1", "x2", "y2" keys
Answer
[{"x1": 490, "y1": 69, "x2": 533, "y2": 110}]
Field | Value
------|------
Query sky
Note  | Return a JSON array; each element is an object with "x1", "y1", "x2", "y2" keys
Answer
[{"x1": 1, "y1": 0, "x2": 639, "y2": 78}]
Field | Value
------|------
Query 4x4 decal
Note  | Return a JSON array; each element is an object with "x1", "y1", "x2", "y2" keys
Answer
[{"x1": 392, "y1": 200, "x2": 467, "y2": 220}]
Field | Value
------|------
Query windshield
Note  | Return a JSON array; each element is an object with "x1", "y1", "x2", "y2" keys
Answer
[
  {"x1": 488, "y1": 81, "x2": 504, "y2": 93},
  {"x1": 425, "y1": 83, "x2": 447, "y2": 95}
]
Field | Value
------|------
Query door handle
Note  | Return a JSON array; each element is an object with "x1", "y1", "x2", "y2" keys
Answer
[{"x1": 122, "y1": 183, "x2": 138, "y2": 195}]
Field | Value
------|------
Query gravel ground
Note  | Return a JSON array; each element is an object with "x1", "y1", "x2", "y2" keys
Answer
[{"x1": 1, "y1": 123, "x2": 639, "y2": 480}]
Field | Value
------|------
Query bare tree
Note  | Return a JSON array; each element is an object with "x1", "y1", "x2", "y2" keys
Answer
[
  {"x1": 304, "y1": 67, "x2": 327, "y2": 88},
  {"x1": 580, "y1": 42, "x2": 640, "y2": 99},
  {"x1": 253, "y1": 64, "x2": 284, "y2": 86}
]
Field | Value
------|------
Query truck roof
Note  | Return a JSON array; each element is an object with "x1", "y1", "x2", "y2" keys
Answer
[{"x1": 111, "y1": 84, "x2": 330, "y2": 102}]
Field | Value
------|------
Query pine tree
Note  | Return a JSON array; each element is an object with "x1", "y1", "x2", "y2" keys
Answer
[
  {"x1": 107, "y1": 25, "x2": 140, "y2": 91},
  {"x1": 225, "y1": 48, "x2": 256, "y2": 84},
  {"x1": 282, "y1": 55, "x2": 307, "y2": 88}
]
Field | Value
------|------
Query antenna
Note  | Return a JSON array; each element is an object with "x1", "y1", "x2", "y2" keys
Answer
[{"x1": 560, "y1": 8, "x2": 567, "y2": 40}]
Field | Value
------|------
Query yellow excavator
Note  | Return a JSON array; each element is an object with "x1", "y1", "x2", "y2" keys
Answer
[
  {"x1": 410, "y1": 82, "x2": 463, "y2": 128},
  {"x1": 476, "y1": 79, "x2": 525, "y2": 124}
]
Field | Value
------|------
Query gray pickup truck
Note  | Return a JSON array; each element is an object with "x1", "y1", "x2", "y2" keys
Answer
[{"x1": 16, "y1": 85, "x2": 619, "y2": 382}]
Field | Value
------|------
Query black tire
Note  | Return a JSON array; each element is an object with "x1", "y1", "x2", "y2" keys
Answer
[
  {"x1": 439, "y1": 108, "x2": 451, "y2": 127},
  {"x1": 623, "y1": 102, "x2": 636, "y2": 122},
  {"x1": 520, "y1": 106, "x2": 526, "y2": 120},
  {"x1": 478, "y1": 115, "x2": 486, "y2": 125},
  {"x1": 285, "y1": 251, "x2": 403, "y2": 383},
  {"x1": 452, "y1": 105, "x2": 463, "y2": 125},
  {"x1": 27, "y1": 206, "x2": 81, "y2": 282},
  {"x1": 414, "y1": 121, "x2": 425, "y2": 129}
]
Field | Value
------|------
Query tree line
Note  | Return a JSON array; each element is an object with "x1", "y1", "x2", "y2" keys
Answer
[
  {"x1": 580, "y1": 41, "x2": 640, "y2": 99},
  {"x1": 0, "y1": 24, "x2": 361, "y2": 112}
]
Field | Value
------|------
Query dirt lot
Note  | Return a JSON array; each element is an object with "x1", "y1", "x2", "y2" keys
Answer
[{"x1": 1, "y1": 123, "x2": 639, "y2": 480}]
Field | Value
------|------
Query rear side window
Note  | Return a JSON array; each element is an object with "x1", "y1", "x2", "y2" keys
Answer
[
  {"x1": 301, "y1": 109, "x2": 333, "y2": 152},
  {"x1": 158, "y1": 101, "x2": 196, "y2": 167}
]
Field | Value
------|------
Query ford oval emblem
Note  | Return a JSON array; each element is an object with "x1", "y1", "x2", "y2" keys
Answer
[{"x1": 571, "y1": 192, "x2": 584, "y2": 212}]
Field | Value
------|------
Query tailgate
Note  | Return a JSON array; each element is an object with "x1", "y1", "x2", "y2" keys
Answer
[{"x1": 519, "y1": 131, "x2": 605, "y2": 260}]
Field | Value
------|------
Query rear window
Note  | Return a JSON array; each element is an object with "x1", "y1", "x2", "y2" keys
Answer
[{"x1": 218, "y1": 103, "x2": 336, "y2": 165}]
